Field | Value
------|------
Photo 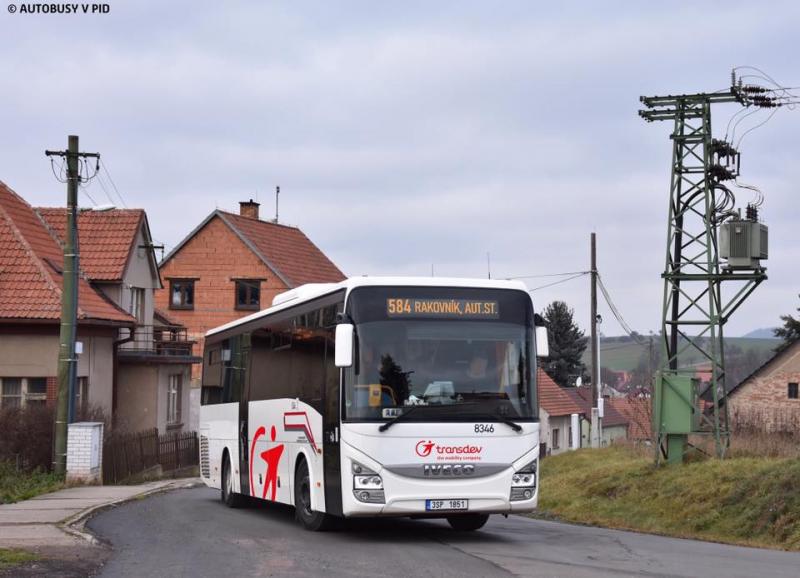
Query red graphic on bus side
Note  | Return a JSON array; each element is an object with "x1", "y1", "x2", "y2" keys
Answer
[
  {"x1": 284, "y1": 411, "x2": 318, "y2": 452},
  {"x1": 249, "y1": 425, "x2": 284, "y2": 500}
]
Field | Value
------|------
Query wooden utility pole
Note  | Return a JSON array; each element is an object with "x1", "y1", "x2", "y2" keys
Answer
[
  {"x1": 590, "y1": 233, "x2": 599, "y2": 406},
  {"x1": 590, "y1": 233, "x2": 600, "y2": 448},
  {"x1": 46, "y1": 135, "x2": 99, "y2": 475}
]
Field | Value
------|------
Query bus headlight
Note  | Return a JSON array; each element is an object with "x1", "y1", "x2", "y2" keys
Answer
[
  {"x1": 352, "y1": 461, "x2": 385, "y2": 504},
  {"x1": 354, "y1": 475, "x2": 384, "y2": 490},
  {"x1": 510, "y1": 459, "x2": 537, "y2": 501}
]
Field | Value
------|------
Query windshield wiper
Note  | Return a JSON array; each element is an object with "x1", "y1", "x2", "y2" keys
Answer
[
  {"x1": 378, "y1": 405, "x2": 424, "y2": 432},
  {"x1": 463, "y1": 412, "x2": 523, "y2": 433},
  {"x1": 378, "y1": 406, "x2": 524, "y2": 433}
]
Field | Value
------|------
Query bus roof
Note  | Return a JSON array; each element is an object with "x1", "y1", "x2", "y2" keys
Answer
[{"x1": 205, "y1": 276, "x2": 530, "y2": 338}]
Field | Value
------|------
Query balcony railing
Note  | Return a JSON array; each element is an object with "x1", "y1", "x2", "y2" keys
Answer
[{"x1": 118, "y1": 325, "x2": 197, "y2": 359}]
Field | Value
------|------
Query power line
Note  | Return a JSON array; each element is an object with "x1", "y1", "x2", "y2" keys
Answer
[
  {"x1": 80, "y1": 188, "x2": 98, "y2": 207},
  {"x1": 99, "y1": 158, "x2": 128, "y2": 208},
  {"x1": 93, "y1": 167, "x2": 118, "y2": 207},
  {"x1": 596, "y1": 274, "x2": 648, "y2": 347},
  {"x1": 527, "y1": 271, "x2": 589, "y2": 292},
  {"x1": 507, "y1": 270, "x2": 590, "y2": 280},
  {"x1": 736, "y1": 107, "x2": 779, "y2": 148}
]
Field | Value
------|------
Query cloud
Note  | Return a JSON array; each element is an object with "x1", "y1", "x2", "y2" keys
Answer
[{"x1": 1, "y1": 0, "x2": 798, "y2": 337}]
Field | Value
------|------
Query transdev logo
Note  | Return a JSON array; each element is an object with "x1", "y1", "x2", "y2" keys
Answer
[
  {"x1": 415, "y1": 440, "x2": 482, "y2": 457},
  {"x1": 415, "y1": 440, "x2": 435, "y2": 457}
]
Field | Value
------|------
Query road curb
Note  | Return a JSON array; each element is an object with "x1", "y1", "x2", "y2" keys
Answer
[{"x1": 57, "y1": 478, "x2": 202, "y2": 546}]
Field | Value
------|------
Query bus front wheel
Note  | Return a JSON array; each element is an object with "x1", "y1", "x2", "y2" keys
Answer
[
  {"x1": 447, "y1": 514, "x2": 489, "y2": 531},
  {"x1": 221, "y1": 454, "x2": 245, "y2": 508},
  {"x1": 294, "y1": 459, "x2": 331, "y2": 531}
]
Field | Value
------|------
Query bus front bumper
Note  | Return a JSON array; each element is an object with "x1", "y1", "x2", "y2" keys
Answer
[{"x1": 341, "y1": 465, "x2": 538, "y2": 517}]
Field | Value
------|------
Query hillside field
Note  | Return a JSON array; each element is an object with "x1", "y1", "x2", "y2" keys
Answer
[
  {"x1": 533, "y1": 446, "x2": 800, "y2": 550},
  {"x1": 582, "y1": 336, "x2": 780, "y2": 373}
]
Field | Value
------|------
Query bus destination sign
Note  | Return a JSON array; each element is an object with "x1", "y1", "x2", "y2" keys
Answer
[{"x1": 386, "y1": 298, "x2": 499, "y2": 319}]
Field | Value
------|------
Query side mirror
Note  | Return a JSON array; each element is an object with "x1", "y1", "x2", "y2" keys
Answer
[
  {"x1": 535, "y1": 326, "x2": 549, "y2": 358},
  {"x1": 335, "y1": 323, "x2": 355, "y2": 367}
]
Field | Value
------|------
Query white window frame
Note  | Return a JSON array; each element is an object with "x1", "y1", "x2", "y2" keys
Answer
[
  {"x1": 130, "y1": 287, "x2": 146, "y2": 323},
  {"x1": 552, "y1": 427, "x2": 560, "y2": 450},
  {"x1": 167, "y1": 374, "x2": 181, "y2": 425},
  {"x1": 75, "y1": 376, "x2": 89, "y2": 413}
]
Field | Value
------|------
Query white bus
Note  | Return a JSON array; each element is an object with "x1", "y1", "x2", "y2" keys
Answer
[{"x1": 199, "y1": 277, "x2": 548, "y2": 531}]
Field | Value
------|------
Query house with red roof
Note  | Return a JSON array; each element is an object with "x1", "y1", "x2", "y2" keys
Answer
[
  {"x1": 608, "y1": 396, "x2": 651, "y2": 442},
  {"x1": 155, "y1": 200, "x2": 346, "y2": 386},
  {"x1": 562, "y1": 385, "x2": 631, "y2": 446},
  {"x1": 0, "y1": 180, "x2": 199, "y2": 434},
  {"x1": 724, "y1": 340, "x2": 800, "y2": 433},
  {"x1": 537, "y1": 368, "x2": 583, "y2": 455}
]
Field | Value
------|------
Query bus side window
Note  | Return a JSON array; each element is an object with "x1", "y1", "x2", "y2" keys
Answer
[
  {"x1": 201, "y1": 345, "x2": 222, "y2": 405},
  {"x1": 221, "y1": 335, "x2": 249, "y2": 404}
]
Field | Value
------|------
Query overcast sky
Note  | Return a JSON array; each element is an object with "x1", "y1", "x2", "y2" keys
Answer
[{"x1": 2, "y1": 1, "x2": 798, "y2": 337}]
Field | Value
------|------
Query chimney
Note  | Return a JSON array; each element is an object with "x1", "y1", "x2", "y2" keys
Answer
[{"x1": 239, "y1": 199, "x2": 260, "y2": 220}]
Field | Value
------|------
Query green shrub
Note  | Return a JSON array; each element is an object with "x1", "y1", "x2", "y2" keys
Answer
[{"x1": 0, "y1": 461, "x2": 63, "y2": 504}]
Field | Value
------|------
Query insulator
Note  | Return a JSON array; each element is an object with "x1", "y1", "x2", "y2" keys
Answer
[
  {"x1": 742, "y1": 85, "x2": 768, "y2": 93},
  {"x1": 745, "y1": 204, "x2": 758, "y2": 221}
]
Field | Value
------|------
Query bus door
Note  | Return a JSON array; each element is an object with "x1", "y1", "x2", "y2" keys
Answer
[{"x1": 323, "y1": 339, "x2": 343, "y2": 516}]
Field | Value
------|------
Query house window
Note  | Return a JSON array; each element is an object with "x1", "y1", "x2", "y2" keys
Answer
[
  {"x1": 26, "y1": 377, "x2": 47, "y2": 406},
  {"x1": 1, "y1": 378, "x2": 22, "y2": 408},
  {"x1": 0, "y1": 378, "x2": 48, "y2": 408},
  {"x1": 75, "y1": 377, "x2": 89, "y2": 414},
  {"x1": 130, "y1": 287, "x2": 145, "y2": 322},
  {"x1": 167, "y1": 374, "x2": 182, "y2": 425},
  {"x1": 235, "y1": 279, "x2": 261, "y2": 310},
  {"x1": 789, "y1": 382, "x2": 799, "y2": 400},
  {"x1": 552, "y1": 427, "x2": 560, "y2": 450},
  {"x1": 169, "y1": 280, "x2": 194, "y2": 310}
]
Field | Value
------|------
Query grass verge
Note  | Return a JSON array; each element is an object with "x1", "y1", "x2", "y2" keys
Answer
[
  {"x1": 533, "y1": 446, "x2": 800, "y2": 551},
  {"x1": 0, "y1": 548, "x2": 38, "y2": 569},
  {"x1": 0, "y1": 461, "x2": 64, "y2": 504}
]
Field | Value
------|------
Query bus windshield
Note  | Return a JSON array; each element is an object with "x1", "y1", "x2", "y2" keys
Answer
[{"x1": 343, "y1": 287, "x2": 537, "y2": 422}]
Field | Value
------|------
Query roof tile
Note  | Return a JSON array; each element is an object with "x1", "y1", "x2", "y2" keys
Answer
[
  {"x1": 0, "y1": 181, "x2": 134, "y2": 324},
  {"x1": 562, "y1": 386, "x2": 630, "y2": 427},
  {"x1": 36, "y1": 208, "x2": 143, "y2": 281},
  {"x1": 217, "y1": 211, "x2": 345, "y2": 286},
  {"x1": 538, "y1": 369, "x2": 584, "y2": 416}
]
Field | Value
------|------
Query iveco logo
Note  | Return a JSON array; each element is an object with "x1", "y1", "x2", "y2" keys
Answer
[{"x1": 423, "y1": 464, "x2": 476, "y2": 477}]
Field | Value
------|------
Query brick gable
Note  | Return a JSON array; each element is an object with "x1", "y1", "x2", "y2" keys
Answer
[
  {"x1": 727, "y1": 341, "x2": 800, "y2": 431},
  {"x1": 155, "y1": 216, "x2": 288, "y2": 380}
]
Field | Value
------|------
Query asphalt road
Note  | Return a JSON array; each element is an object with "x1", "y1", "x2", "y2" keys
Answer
[{"x1": 87, "y1": 487, "x2": 800, "y2": 578}]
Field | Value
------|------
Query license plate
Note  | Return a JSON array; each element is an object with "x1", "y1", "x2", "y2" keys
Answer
[{"x1": 425, "y1": 499, "x2": 468, "y2": 511}]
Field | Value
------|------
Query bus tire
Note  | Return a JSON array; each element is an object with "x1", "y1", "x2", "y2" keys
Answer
[
  {"x1": 294, "y1": 458, "x2": 331, "y2": 531},
  {"x1": 221, "y1": 453, "x2": 245, "y2": 508},
  {"x1": 447, "y1": 514, "x2": 489, "y2": 531}
]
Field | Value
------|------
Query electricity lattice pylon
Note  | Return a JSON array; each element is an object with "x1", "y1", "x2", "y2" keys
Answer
[{"x1": 640, "y1": 86, "x2": 767, "y2": 464}]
